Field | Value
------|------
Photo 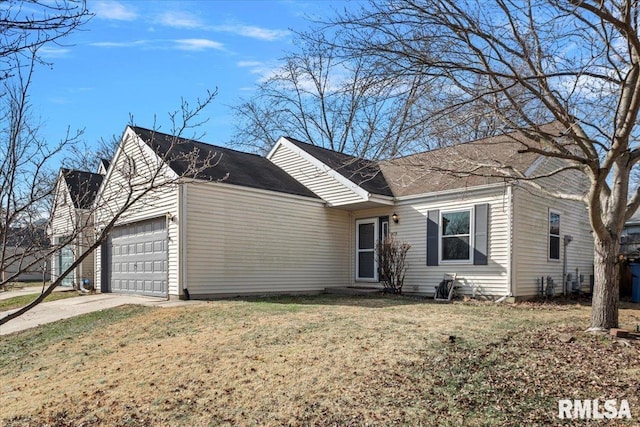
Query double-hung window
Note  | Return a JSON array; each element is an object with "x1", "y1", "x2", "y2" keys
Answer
[
  {"x1": 427, "y1": 204, "x2": 488, "y2": 266},
  {"x1": 441, "y1": 210, "x2": 472, "y2": 262}
]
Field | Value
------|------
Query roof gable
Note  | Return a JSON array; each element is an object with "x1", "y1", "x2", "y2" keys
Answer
[
  {"x1": 284, "y1": 138, "x2": 393, "y2": 197},
  {"x1": 130, "y1": 127, "x2": 319, "y2": 199},
  {"x1": 60, "y1": 169, "x2": 104, "y2": 209},
  {"x1": 98, "y1": 158, "x2": 110, "y2": 175}
]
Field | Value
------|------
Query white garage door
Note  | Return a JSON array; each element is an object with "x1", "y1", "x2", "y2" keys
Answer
[{"x1": 109, "y1": 217, "x2": 167, "y2": 297}]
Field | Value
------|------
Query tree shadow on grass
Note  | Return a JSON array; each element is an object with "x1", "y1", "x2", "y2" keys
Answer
[{"x1": 228, "y1": 292, "x2": 437, "y2": 309}]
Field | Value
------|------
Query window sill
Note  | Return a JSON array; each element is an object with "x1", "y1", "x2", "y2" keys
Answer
[{"x1": 439, "y1": 260, "x2": 473, "y2": 265}]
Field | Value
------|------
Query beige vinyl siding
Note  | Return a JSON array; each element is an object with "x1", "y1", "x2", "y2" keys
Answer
[
  {"x1": 50, "y1": 180, "x2": 75, "y2": 284},
  {"x1": 77, "y1": 211, "x2": 96, "y2": 285},
  {"x1": 183, "y1": 181, "x2": 350, "y2": 296},
  {"x1": 512, "y1": 185, "x2": 593, "y2": 297},
  {"x1": 49, "y1": 178, "x2": 90, "y2": 286},
  {"x1": 351, "y1": 186, "x2": 512, "y2": 298},
  {"x1": 50, "y1": 180, "x2": 75, "y2": 237},
  {"x1": 269, "y1": 142, "x2": 365, "y2": 207},
  {"x1": 94, "y1": 129, "x2": 179, "y2": 294},
  {"x1": 94, "y1": 129, "x2": 178, "y2": 227}
]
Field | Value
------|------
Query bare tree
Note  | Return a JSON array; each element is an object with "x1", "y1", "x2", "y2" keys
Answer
[
  {"x1": 0, "y1": 0, "x2": 90, "y2": 81},
  {"x1": 231, "y1": 33, "x2": 432, "y2": 159},
  {"x1": 0, "y1": 89, "x2": 220, "y2": 326},
  {"x1": 330, "y1": 0, "x2": 640, "y2": 330},
  {"x1": 1, "y1": 1, "x2": 91, "y2": 286},
  {"x1": 0, "y1": 51, "x2": 83, "y2": 287}
]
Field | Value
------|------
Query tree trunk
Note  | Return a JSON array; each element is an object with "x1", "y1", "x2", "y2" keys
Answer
[{"x1": 590, "y1": 235, "x2": 620, "y2": 330}]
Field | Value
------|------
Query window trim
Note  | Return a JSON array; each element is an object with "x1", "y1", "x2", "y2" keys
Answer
[
  {"x1": 380, "y1": 219, "x2": 389, "y2": 243},
  {"x1": 439, "y1": 208, "x2": 474, "y2": 264},
  {"x1": 548, "y1": 209, "x2": 561, "y2": 261}
]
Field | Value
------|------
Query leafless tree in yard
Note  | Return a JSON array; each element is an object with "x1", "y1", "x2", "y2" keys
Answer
[
  {"x1": 0, "y1": 0, "x2": 222, "y2": 327},
  {"x1": 231, "y1": 33, "x2": 433, "y2": 159},
  {"x1": 0, "y1": 88, "x2": 221, "y2": 326},
  {"x1": 328, "y1": 0, "x2": 640, "y2": 330},
  {"x1": 0, "y1": 53, "x2": 83, "y2": 288},
  {"x1": 1, "y1": 0, "x2": 91, "y2": 287},
  {"x1": 0, "y1": 0, "x2": 89, "y2": 81}
]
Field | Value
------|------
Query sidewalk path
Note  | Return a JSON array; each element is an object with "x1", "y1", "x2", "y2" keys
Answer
[{"x1": 0, "y1": 291, "x2": 205, "y2": 336}]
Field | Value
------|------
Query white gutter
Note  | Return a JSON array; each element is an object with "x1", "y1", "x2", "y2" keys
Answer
[{"x1": 394, "y1": 182, "x2": 508, "y2": 203}]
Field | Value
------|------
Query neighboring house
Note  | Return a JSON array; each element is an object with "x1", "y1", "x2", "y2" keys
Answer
[
  {"x1": 2, "y1": 226, "x2": 50, "y2": 282},
  {"x1": 621, "y1": 209, "x2": 640, "y2": 255},
  {"x1": 49, "y1": 167, "x2": 105, "y2": 287},
  {"x1": 89, "y1": 125, "x2": 593, "y2": 300}
]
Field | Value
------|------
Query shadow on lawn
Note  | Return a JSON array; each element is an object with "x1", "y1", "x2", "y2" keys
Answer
[
  {"x1": 230, "y1": 292, "x2": 436, "y2": 309},
  {"x1": 232, "y1": 292, "x2": 640, "y2": 311}
]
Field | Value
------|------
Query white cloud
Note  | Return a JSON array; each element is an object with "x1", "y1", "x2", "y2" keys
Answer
[
  {"x1": 155, "y1": 10, "x2": 203, "y2": 29},
  {"x1": 90, "y1": 40, "x2": 149, "y2": 48},
  {"x1": 39, "y1": 46, "x2": 71, "y2": 58},
  {"x1": 93, "y1": 1, "x2": 137, "y2": 21},
  {"x1": 173, "y1": 39, "x2": 225, "y2": 51},
  {"x1": 237, "y1": 61, "x2": 264, "y2": 68},
  {"x1": 214, "y1": 24, "x2": 290, "y2": 41},
  {"x1": 236, "y1": 60, "x2": 280, "y2": 82}
]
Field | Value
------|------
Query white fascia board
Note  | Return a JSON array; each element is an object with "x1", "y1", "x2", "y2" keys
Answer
[
  {"x1": 368, "y1": 195, "x2": 396, "y2": 206},
  {"x1": 523, "y1": 155, "x2": 545, "y2": 177},
  {"x1": 54, "y1": 170, "x2": 73, "y2": 208},
  {"x1": 278, "y1": 137, "x2": 370, "y2": 201},
  {"x1": 94, "y1": 126, "x2": 129, "y2": 208},
  {"x1": 265, "y1": 137, "x2": 285, "y2": 160}
]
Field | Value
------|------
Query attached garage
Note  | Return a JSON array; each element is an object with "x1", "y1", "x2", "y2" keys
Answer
[{"x1": 106, "y1": 217, "x2": 168, "y2": 297}]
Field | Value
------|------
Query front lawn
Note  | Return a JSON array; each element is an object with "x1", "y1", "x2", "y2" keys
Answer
[{"x1": 1, "y1": 295, "x2": 638, "y2": 426}]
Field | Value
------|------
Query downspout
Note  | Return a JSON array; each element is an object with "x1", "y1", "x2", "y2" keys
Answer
[
  {"x1": 76, "y1": 210, "x2": 81, "y2": 288},
  {"x1": 179, "y1": 183, "x2": 188, "y2": 300},
  {"x1": 506, "y1": 184, "x2": 514, "y2": 299}
]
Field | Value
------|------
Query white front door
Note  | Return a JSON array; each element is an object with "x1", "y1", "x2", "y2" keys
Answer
[{"x1": 356, "y1": 218, "x2": 378, "y2": 281}]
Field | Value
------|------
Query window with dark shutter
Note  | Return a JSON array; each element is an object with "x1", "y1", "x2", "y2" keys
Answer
[
  {"x1": 549, "y1": 210, "x2": 560, "y2": 260},
  {"x1": 427, "y1": 204, "x2": 490, "y2": 266}
]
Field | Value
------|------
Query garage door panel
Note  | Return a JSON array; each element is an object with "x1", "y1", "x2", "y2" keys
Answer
[{"x1": 108, "y1": 217, "x2": 167, "y2": 297}]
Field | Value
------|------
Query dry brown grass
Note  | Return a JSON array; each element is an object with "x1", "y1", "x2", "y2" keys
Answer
[{"x1": 1, "y1": 295, "x2": 639, "y2": 426}]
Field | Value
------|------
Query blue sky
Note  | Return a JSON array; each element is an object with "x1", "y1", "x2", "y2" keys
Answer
[{"x1": 29, "y1": 0, "x2": 354, "y2": 156}]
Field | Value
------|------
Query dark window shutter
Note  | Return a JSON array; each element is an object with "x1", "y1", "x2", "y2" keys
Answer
[
  {"x1": 474, "y1": 203, "x2": 489, "y2": 265},
  {"x1": 427, "y1": 209, "x2": 439, "y2": 266}
]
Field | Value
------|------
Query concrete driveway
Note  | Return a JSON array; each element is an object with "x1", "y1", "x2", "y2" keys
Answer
[{"x1": 0, "y1": 288, "x2": 205, "y2": 336}]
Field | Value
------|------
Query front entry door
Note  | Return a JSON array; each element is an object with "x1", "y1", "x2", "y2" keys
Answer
[
  {"x1": 356, "y1": 218, "x2": 378, "y2": 281},
  {"x1": 57, "y1": 240, "x2": 74, "y2": 287}
]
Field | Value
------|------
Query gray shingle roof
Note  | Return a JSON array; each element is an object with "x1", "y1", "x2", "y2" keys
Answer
[
  {"x1": 131, "y1": 127, "x2": 319, "y2": 199},
  {"x1": 61, "y1": 169, "x2": 104, "y2": 209},
  {"x1": 379, "y1": 124, "x2": 563, "y2": 197}
]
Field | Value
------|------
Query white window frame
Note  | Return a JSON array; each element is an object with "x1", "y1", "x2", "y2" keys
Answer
[
  {"x1": 549, "y1": 209, "x2": 561, "y2": 261},
  {"x1": 439, "y1": 208, "x2": 474, "y2": 264},
  {"x1": 381, "y1": 220, "x2": 389, "y2": 243},
  {"x1": 355, "y1": 218, "x2": 379, "y2": 281}
]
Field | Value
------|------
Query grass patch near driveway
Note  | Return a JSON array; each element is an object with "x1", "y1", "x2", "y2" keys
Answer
[
  {"x1": 0, "y1": 295, "x2": 639, "y2": 426},
  {"x1": 0, "y1": 290, "x2": 80, "y2": 312}
]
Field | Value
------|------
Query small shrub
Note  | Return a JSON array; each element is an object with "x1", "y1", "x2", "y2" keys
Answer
[{"x1": 376, "y1": 234, "x2": 411, "y2": 294}]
